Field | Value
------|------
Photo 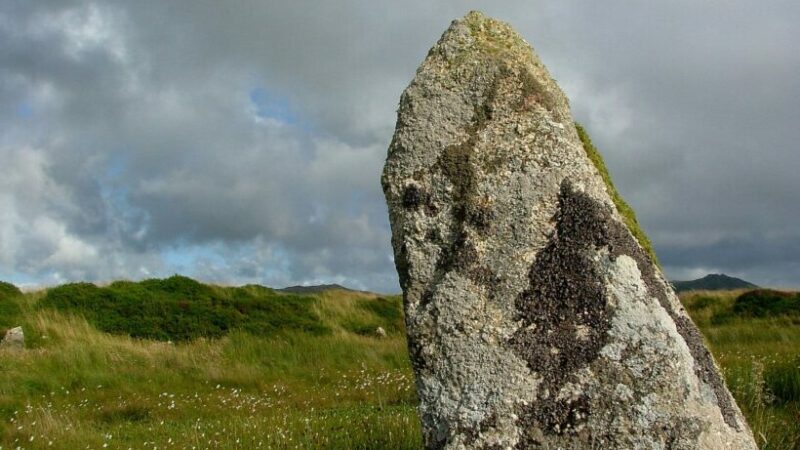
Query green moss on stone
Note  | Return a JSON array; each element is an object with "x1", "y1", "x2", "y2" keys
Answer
[
  {"x1": 575, "y1": 123, "x2": 660, "y2": 267},
  {"x1": 460, "y1": 11, "x2": 530, "y2": 65}
]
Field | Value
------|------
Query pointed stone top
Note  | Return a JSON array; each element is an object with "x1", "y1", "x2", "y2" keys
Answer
[
  {"x1": 434, "y1": 11, "x2": 546, "y2": 68},
  {"x1": 400, "y1": 9, "x2": 572, "y2": 142},
  {"x1": 454, "y1": 10, "x2": 535, "y2": 59}
]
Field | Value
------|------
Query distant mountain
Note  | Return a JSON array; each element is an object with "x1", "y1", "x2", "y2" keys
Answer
[
  {"x1": 672, "y1": 274, "x2": 758, "y2": 293},
  {"x1": 277, "y1": 284, "x2": 358, "y2": 295}
]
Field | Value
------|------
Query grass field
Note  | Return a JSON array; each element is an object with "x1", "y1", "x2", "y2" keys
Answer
[
  {"x1": 1, "y1": 280, "x2": 798, "y2": 449},
  {"x1": 682, "y1": 289, "x2": 800, "y2": 449},
  {"x1": 0, "y1": 281, "x2": 420, "y2": 449}
]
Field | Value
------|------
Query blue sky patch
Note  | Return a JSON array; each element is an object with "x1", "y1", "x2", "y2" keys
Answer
[{"x1": 249, "y1": 87, "x2": 297, "y2": 124}]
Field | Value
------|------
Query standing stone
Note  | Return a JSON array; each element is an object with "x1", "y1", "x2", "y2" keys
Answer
[
  {"x1": 382, "y1": 11, "x2": 757, "y2": 450},
  {"x1": 1, "y1": 326, "x2": 24, "y2": 350}
]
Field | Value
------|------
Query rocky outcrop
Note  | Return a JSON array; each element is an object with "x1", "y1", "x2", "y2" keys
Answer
[
  {"x1": 1, "y1": 326, "x2": 24, "y2": 350},
  {"x1": 382, "y1": 11, "x2": 757, "y2": 450}
]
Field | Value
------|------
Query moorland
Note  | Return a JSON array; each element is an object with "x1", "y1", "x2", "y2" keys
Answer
[{"x1": 0, "y1": 277, "x2": 798, "y2": 449}]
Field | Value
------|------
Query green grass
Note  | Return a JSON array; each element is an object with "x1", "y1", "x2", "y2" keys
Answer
[
  {"x1": 0, "y1": 281, "x2": 420, "y2": 449},
  {"x1": 1, "y1": 280, "x2": 799, "y2": 448},
  {"x1": 0, "y1": 281, "x2": 23, "y2": 334},
  {"x1": 682, "y1": 289, "x2": 800, "y2": 449},
  {"x1": 575, "y1": 123, "x2": 660, "y2": 267}
]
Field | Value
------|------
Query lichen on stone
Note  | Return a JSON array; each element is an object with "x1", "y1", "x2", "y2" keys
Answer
[
  {"x1": 510, "y1": 182, "x2": 615, "y2": 442},
  {"x1": 382, "y1": 10, "x2": 756, "y2": 450}
]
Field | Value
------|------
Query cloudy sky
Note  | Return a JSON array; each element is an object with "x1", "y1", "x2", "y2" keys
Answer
[{"x1": 1, "y1": 1, "x2": 798, "y2": 292}]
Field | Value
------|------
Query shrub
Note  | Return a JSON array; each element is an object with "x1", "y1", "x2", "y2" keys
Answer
[
  {"x1": 688, "y1": 295, "x2": 716, "y2": 311},
  {"x1": 344, "y1": 297, "x2": 405, "y2": 336},
  {"x1": 709, "y1": 310, "x2": 735, "y2": 325},
  {"x1": 0, "y1": 281, "x2": 21, "y2": 299},
  {"x1": 733, "y1": 289, "x2": 800, "y2": 318},
  {"x1": 40, "y1": 275, "x2": 329, "y2": 341},
  {"x1": 361, "y1": 297, "x2": 404, "y2": 332},
  {"x1": 0, "y1": 281, "x2": 22, "y2": 331}
]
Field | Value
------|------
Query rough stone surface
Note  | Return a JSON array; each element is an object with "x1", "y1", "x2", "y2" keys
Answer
[
  {"x1": 1, "y1": 326, "x2": 24, "y2": 350},
  {"x1": 381, "y1": 11, "x2": 757, "y2": 450}
]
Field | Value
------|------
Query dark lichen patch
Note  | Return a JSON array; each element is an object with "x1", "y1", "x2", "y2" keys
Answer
[
  {"x1": 424, "y1": 228, "x2": 440, "y2": 243},
  {"x1": 472, "y1": 76, "x2": 499, "y2": 127},
  {"x1": 466, "y1": 202, "x2": 495, "y2": 232},
  {"x1": 476, "y1": 444, "x2": 504, "y2": 450},
  {"x1": 402, "y1": 184, "x2": 423, "y2": 209},
  {"x1": 458, "y1": 412, "x2": 510, "y2": 449},
  {"x1": 462, "y1": 412, "x2": 498, "y2": 447},
  {"x1": 650, "y1": 418, "x2": 703, "y2": 450},
  {"x1": 515, "y1": 397, "x2": 606, "y2": 449},
  {"x1": 514, "y1": 179, "x2": 739, "y2": 432},
  {"x1": 425, "y1": 201, "x2": 439, "y2": 216},
  {"x1": 537, "y1": 395, "x2": 591, "y2": 436},
  {"x1": 420, "y1": 289, "x2": 435, "y2": 307},
  {"x1": 511, "y1": 180, "x2": 740, "y2": 443},
  {"x1": 450, "y1": 232, "x2": 479, "y2": 271},
  {"x1": 439, "y1": 134, "x2": 479, "y2": 213},
  {"x1": 510, "y1": 181, "x2": 615, "y2": 442},
  {"x1": 395, "y1": 241, "x2": 410, "y2": 291},
  {"x1": 469, "y1": 266, "x2": 500, "y2": 297},
  {"x1": 402, "y1": 184, "x2": 438, "y2": 216},
  {"x1": 407, "y1": 338, "x2": 432, "y2": 374}
]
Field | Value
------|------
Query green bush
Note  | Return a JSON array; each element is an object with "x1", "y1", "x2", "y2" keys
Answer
[
  {"x1": 709, "y1": 310, "x2": 735, "y2": 325},
  {"x1": 344, "y1": 297, "x2": 405, "y2": 336},
  {"x1": 0, "y1": 281, "x2": 22, "y2": 333},
  {"x1": 0, "y1": 281, "x2": 21, "y2": 299},
  {"x1": 687, "y1": 295, "x2": 716, "y2": 311},
  {"x1": 361, "y1": 297, "x2": 404, "y2": 332},
  {"x1": 733, "y1": 289, "x2": 800, "y2": 318},
  {"x1": 40, "y1": 275, "x2": 329, "y2": 341}
]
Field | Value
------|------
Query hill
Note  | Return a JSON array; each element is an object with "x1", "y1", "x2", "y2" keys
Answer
[
  {"x1": 278, "y1": 283, "x2": 362, "y2": 295},
  {"x1": 672, "y1": 273, "x2": 758, "y2": 293}
]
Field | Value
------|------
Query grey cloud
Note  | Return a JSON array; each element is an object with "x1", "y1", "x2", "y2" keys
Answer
[{"x1": 0, "y1": 1, "x2": 798, "y2": 291}]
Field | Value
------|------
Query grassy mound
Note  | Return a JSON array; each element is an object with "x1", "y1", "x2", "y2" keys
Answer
[
  {"x1": 733, "y1": 289, "x2": 800, "y2": 318},
  {"x1": 575, "y1": 123, "x2": 659, "y2": 267},
  {"x1": 342, "y1": 296, "x2": 405, "y2": 336},
  {"x1": 39, "y1": 275, "x2": 330, "y2": 341},
  {"x1": 0, "y1": 281, "x2": 22, "y2": 336},
  {"x1": 0, "y1": 280, "x2": 21, "y2": 298}
]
